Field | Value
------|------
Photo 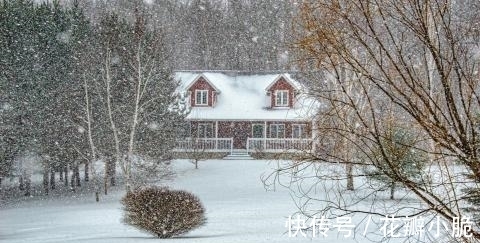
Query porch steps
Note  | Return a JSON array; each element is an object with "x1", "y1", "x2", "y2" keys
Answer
[{"x1": 223, "y1": 150, "x2": 254, "y2": 160}]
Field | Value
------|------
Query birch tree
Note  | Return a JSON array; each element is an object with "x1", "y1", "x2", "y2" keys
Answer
[{"x1": 97, "y1": 6, "x2": 185, "y2": 192}]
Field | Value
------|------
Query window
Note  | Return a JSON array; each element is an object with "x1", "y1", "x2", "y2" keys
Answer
[
  {"x1": 293, "y1": 124, "x2": 308, "y2": 138},
  {"x1": 195, "y1": 90, "x2": 208, "y2": 105},
  {"x1": 275, "y1": 90, "x2": 289, "y2": 107},
  {"x1": 252, "y1": 124, "x2": 264, "y2": 138},
  {"x1": 270, "y1": 124, "x2": 285, "y2": 138},
  {"x1": 197, "y1": 123, "x2": 213, "y2": 138}
]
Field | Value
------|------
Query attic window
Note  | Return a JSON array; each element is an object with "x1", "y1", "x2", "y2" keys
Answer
[
  {"x1": 275, "y1": 90, "x2": 289, "y2": 107},
  {"x1": 195, "y1": 90, "x2": 208, "y2": 105}
]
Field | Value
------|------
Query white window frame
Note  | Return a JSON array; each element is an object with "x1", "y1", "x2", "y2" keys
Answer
[
  {"x1": 292, "y1": 124, "x2": 308, "y2": 139},
  {"x1": 197, "y1": 123, "x2": 213, "y2": 138},
  {"x1": 252, "y1": 124, "x2": 265, "y2": 138},
  {"x1": 269, "y1": 124, "x2": 285, "y2": 138},
  {"x1": 275, "y1": 90, "x2": 289, "y2": 107},
  {"x1": 195, "y1": 90, "x2": 209, "y2": 105}
]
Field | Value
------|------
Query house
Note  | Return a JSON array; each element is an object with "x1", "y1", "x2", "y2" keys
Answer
[{"x1": 174, "y1": 71, "x2": 316, "y2": 155}]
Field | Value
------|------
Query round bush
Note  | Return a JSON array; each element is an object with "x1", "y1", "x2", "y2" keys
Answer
[{"x1": 121, "y1": 187, "x2": 206, "y2": 238}]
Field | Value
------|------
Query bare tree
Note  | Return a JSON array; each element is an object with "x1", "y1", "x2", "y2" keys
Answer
[
  {"x1": 188, "y1": 138, "x2": 208, "y2": 169},
  {"x1": 272, "y1": 0, "x2": 480, "y2": 241},
  {"x1": 102, "y1": 45, "x2": 122, "y2": 192}
]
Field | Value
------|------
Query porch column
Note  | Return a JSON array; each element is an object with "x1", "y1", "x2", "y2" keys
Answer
[
  {"x1": 189, "y1": 121, "x2": 194, "y2": 150},
  {"x1": 264, "y1": 121, "x2": 267, "y2": 150},
  {"x1": 311, "y1": 119, "x2": 317, "y2": 154},
  {"x1": 215, "y1": 121, "x2": 219, "y2": 150}
]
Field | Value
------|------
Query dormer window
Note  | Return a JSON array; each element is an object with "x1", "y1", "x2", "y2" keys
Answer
[
  {"x1": 195, "y1": 90, "x2": 208, "y2": 105},
  {"x1": 275, "y1": 90, "x2": 289, "y2": 107}
]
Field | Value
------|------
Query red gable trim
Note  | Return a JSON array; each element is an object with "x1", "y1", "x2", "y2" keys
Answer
[
  {"x1": 185, "y1": 74, "x2": 220, "y2": 93},
  {"x1": 264, "y1": 74, "x2": 298, "y2": 92}
]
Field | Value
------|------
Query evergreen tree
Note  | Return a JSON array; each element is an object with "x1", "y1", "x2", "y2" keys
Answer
[
  {"x1": 364, "y1": 128, "x2": 428, "y2": 200},
  {"x1": 1, "y1": 0, "x2": 46, "y2": 195},
  {"x1": 0, "y1": 0, "x2": 91, "y2": 194}
]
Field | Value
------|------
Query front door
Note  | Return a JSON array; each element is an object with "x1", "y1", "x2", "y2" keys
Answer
[{"x1": 232, "y1": 122, "x2": 249, "y2": 149}]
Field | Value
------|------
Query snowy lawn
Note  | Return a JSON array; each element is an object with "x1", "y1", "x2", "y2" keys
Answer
[{"x1": 1, "y1": 159, "x2": 419, "y2": 243}]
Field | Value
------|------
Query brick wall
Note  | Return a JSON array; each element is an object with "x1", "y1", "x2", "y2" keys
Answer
[
  {"x1": 267, "y1": 77, "x2": 295, "y2": 108},
  {"x1": 188, "y1": 77, "x2": 217, "y2": 107}
]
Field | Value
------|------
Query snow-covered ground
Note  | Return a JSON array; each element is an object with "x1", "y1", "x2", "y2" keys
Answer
[{"x1": 0, "y1": 160, "x2": 436, "y2": 242}]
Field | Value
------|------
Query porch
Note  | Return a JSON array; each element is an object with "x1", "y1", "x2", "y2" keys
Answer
[
  {"x1": 174, "y1": 138, "x2": 234, "y2": 154},
  {"x1": 245, "y1": 138, "x2": 313, "y2": 154},
  {"x1": 174, "y1": 137, "x2": 313, "y2": 154}
]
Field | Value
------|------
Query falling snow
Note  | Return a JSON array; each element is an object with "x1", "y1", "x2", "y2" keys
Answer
[{"x1": 1, "y1": 0, "x2": 480, "y2": 242}]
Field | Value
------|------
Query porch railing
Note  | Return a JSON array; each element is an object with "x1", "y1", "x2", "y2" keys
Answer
[
  {"x1": 246, "y1": 138, "x2": 313, "y2": 154},
  {"x1": 174, "y1": 138, "x2": 233, "y2": 154}
]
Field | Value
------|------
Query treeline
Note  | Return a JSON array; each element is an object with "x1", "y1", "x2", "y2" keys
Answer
[
  {"x1": 0, "y1": 0, "x2": 185, "y2": 198},
  {"x1": 77, "y1": 0, "x2": 297, "y2": 71}
]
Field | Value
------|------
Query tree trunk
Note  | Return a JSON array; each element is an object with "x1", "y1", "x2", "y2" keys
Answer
[
  {"x1": 43, "y1": 166, "x2": 49, "y2": 195},
  {"x1": 123, "y1": 44, "x2": 144, "y2": 193},
  {"x1": 59, "y1": 168, "x2": 63, "y2": 182},
  {"x1": 75, "y1": 163, "x2": 81, "y2": 187},
  {"x1": 390, "y1": 182, "x2": 395, "y2": 200},
  {"x1": 70, "y1": 165, "x2": 75, "y2": 191},
  {"x1": 124, "y1": 155, "x2": 132, "y2": 193},
  {"x1": 104, "y1": 50, "x2": 122, "y2": 191},
  {"x1": 104, "y1": 156, "x2": 116, "y2": 189},
  {"x1": 104, "y1": 177, "x2": 108, "y2": 195},
  {"x1": 24, "y1": 175, "x2": 31, "y2": 196},
  {"x1": 110, "y1": 172, "x2": 116, "y2": 186},
  {"x1": 83, "y1": 73, "x2": 99, "y2": 201},
  {"x1": 84, "y1": 161, "x2": 89, "y2": 182},
  {"x1": 109, "y1": 158, "x2": 116, "y2": 186},
  {"x1": 50, "y1": 168, "x2": 55, "y2": 190},
  {"x1": 346, "y1": 163, "x2": 354, "y2": 190},
  {"x1": 64, "y1": 165, "x2": 68, "y2": 187},
  {"x1": 104, "y1": 157, "x2": 109, "y2": 195},
  {"x1": 19, "y1": 175, "x2": 24, "y2": 190}
]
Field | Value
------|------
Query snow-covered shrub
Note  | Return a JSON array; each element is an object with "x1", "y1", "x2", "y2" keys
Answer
[{"x1": 121, "y1": 187, "x2": 206, "y2": 238}]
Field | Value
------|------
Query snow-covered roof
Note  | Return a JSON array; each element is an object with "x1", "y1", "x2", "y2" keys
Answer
[{"x1": 175, "y1": 71, "x2": 318, "y2": 121}]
